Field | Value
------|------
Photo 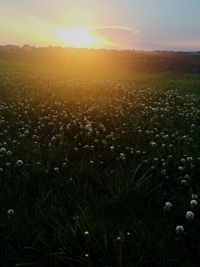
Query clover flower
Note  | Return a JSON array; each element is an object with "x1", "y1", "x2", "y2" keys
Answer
[
  {"x1": 16, "y1": 160, "x2": 23, "y2": 167},
  {"x1": 7, "y1": 209, "x2": 15, "y2": 216},
  {"x1": 175, "y1": 225, "x2": 184, "y2": 234},
  {"x1": 190, "y1": 200, "x2": 198, "y2": 207},
  {"x1": 164, "y1": 202, "x2": 173, "y2": 211},
  {"x1": 185, "y1": 211, "x2": 194, "y2": 221}
]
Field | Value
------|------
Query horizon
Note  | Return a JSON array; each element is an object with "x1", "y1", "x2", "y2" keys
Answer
[
  {"x1": 0, "y1": 0, "x2": 200, "y2": 51},
  {"x1": 1, "y1": 44, "x2": 200, "y2": 53}
]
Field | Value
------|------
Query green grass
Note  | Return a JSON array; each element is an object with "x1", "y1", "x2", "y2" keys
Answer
[{"x1": 0, "y1": 59, "x2": 200, "y2": 266}]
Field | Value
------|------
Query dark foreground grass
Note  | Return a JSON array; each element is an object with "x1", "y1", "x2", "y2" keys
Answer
[{"x1": 0, "y1": 60, "x2": 200, "y2": 266}]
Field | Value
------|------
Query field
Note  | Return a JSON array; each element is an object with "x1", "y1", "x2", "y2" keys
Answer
[{"x1": 1, "y1": 50, "x2": 200, "y2": 267}]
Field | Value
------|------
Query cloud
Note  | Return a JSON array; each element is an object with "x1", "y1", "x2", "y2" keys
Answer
[
  {"x1": 92, "y1": 26, "x2": 139, "y2": 34},
  {"x1": 90, "y1": 26, "x2": 140, "y2": 48}
]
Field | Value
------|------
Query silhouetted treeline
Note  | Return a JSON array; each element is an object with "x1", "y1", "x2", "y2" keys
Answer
[{"x1": 0, "y1": 46, "x2": 200, "y2": 74}]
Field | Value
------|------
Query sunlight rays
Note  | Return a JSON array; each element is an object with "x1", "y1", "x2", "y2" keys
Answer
[{"x1": 58, "y1": 25, "x2": 99, "y2": 48}]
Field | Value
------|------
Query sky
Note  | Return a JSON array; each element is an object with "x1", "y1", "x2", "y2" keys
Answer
[{"x1": 0, "y1": 0, "x2": 200, "y2": 51}]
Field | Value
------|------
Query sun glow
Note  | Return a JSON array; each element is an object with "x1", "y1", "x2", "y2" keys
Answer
[{"x1": 58, "y1": 25, "x2": 100, "y2": 48}]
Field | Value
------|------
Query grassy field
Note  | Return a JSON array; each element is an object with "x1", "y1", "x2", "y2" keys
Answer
[{"x1": 1, "y1": 53, "x2": 200, "y2": 267}]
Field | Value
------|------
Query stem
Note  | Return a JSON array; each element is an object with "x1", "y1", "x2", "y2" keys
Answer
[{"x1": 119, "y1": 242, "x2": 122, "y2": 267}]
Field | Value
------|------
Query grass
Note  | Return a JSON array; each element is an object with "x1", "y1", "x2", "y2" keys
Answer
[{"x1": 0, "y1": 58, "x2": 200, "y2": 266}]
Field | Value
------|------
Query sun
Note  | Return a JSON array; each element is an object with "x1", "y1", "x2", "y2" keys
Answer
[{"x1": 58, "y1": 25, "x2": 99, "y2": 48}]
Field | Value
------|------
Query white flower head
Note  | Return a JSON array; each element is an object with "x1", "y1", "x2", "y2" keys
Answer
[
  {"x1": 176, "y1": 225, "x2": 184, "y2": 234},
  {"x1": 7, "y1": 151, "x2": 12, "y2": 156},
  {"x1": 7, "y1": 209, "x2": 15, "y2": 216},
  {"x1": 178, "y1": 166, "x2": 184, "y2": 172},
  {"x1": 150, "y1": 141, "x2": 156, "y2": 147},
  {"x1": 54, "y1": 167, "x2": 59, "y2": 172},
  {"x1": 84, "y1": 231, "x2": 89, "y2": 236},
  {"x1": 164, "y1": 202, "x2": 173, "y2": 211},
  {"x1": 185, "y1": 211, "x2": 194, "y2": 221},
  {"x1": 0, "y1": 147, "x2": 7, "y2": 154},
  {"x1": 190, "y1": 200, "x2": 198, "y2": 207},
  {"x1": 117, "y1": 236, "x2": 121, "y2": 241},
  {"x1": 119, "y1": 153, "x2": 126, "y2": 160},
  {"x1": 16, "y1": 160, "x2": 23, "y2": 167}
]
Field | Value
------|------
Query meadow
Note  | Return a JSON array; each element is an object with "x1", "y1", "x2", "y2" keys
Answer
[{"x1": 1, "y1": 50, "x2": 200, "y2": 267}]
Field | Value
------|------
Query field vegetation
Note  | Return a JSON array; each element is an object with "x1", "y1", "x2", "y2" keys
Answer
[{"x1": 1, "y1": 49, "x2": 200, "y2": 266}]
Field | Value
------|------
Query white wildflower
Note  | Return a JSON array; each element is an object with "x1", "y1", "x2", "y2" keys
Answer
[
  {"x1": 185, "y1": 211, "x2": 194, "y2": 221},
  {"x1": 16, "y1": 160, "x2": 23, "y2": 167},
  {"x1": 7, "y1": 209, "x2": 15, "y2": 216},
  {"x1": 190, "y1": 200, "x2": 198, "y2": 207},
  {"x1": 164, "y1": 202, "x2": 173, "y2": 211},
  {"x1": 176, "y1": 225, "x2": 184, "y2": 234}
]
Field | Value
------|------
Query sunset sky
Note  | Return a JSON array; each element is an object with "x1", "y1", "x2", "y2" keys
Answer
[{"x1": 0, "y1": 0, "x2": 199, "y2": 51}]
